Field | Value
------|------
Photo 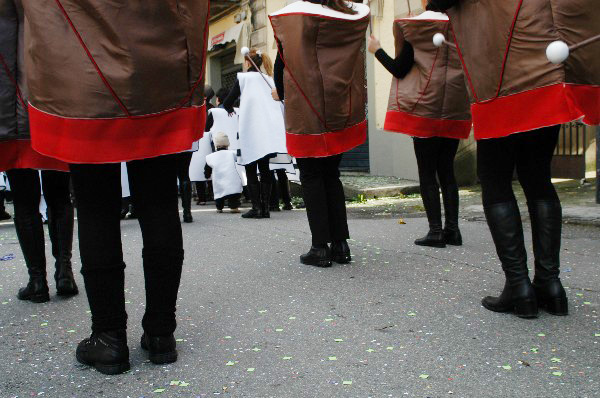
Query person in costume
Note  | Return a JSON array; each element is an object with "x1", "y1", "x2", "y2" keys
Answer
[
  {"x1": 204, "y1": 132, "x2": 243, "y2": 213},
  {"x1": 430, "y1": 0, "x2": 600, "y2": 318},
  {"x1": 270, "y1": 0, "x2": 370, "y2": 267},
  {"x1": 1, "y1": 0, "x2": 78, "y2": 303},
  {"x1": 367, "y1": 0, "x2": 471, "y2": 248},
  {"x1": 223, "y1": 48, "x2": 288, "y2": 219},
  {"x1": 21, "y1": 0, "x2": 210, "y2": 374},
  {"x1": 175, "y1": 150, "x2": 194, "y2": 223}
]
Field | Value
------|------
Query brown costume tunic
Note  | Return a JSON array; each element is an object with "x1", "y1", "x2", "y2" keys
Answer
[
  {"x1": 447, "y1": 0, "x2": 600, "y2": 139},
  {"x1": 0, "y1": 0, "x2": 66, "y2": 171},
  {"x1": 269, "y1": 1, "x2": 370, "y2": 158},
  {"x1": 384, "y1": 11, "x2": 471, "y2": 139},
  {"x1": 20, "y1": 0, "x2": 210, "y2": 163}
]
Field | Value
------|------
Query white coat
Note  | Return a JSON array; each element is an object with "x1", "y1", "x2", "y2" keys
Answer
[{"x1": 205, "y1": 150, "x2": 243, "y2": 200}]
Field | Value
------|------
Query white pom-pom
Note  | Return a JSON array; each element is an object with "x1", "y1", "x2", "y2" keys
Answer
[
  {"x1": 433, "y1": 33, "x2": 446, "y2": 48},
  {"x1": 546, "y1": 41, "x2": 569, "y2": 64},
  {"x1": 241, "y1": 46, "x2": 250, "y2": 56}
]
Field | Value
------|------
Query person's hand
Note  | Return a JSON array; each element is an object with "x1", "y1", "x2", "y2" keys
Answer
[
  {"x1": 367, "y1": 35, "x2": 381, "y2": 54},
  {"x1": 271, "y1": 88, "x2": 280, "y2": 101}
]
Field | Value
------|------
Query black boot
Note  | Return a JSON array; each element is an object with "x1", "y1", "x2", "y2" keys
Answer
[
  {"x1": 529, "y1": 200, "x2": 568, "y2": 316},
  {"x1": 481, "y1": 201, "x2": 538, "y2": 319},
  {"x1": 242, "y1": 183, "x2": 262, "y2": 218},
  {"x1": 415, "y1": 185, "x2": 446, "y2": 248},
  {"x1": 331, "y1": 240, "x2": 351, "y2": 264},
  {"x1": 14, "y1": 211, "x2": 50, "y2": 303},
  {"x1": 48, "y1": 204, "x2": 78, "y2": 296},
  {"x1": 120, "y1": 198, "x2": 130, "y2": 220},
  {"x1": 141, "y1": 333, "x2": 178, "y2": 364},
  {"x1": 260, "y1": 179, "x2": 272, "y2": 219},
  {"x1": 181, "y1": 181, "x2": 193, "y2": 223},
  {"x1": 76, "y1": 330, "x2": 131, "y2": 375},
  {"x1": 300, "y1": 245, "x2": 332, "y2": 268},
  {"x1": 441, "y1": 183, "x2": 462, "y2": 246}
]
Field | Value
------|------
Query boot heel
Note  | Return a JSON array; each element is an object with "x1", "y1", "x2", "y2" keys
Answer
[
  {"x1": 514, "y1": 299, "x2": 538, "y2": 319},
  {"x1": 543, "y1": 297, "x2": 568, "y2": 316},
  {"x1": 94, "y1": 361, "x2": 131, "y2": 375}
]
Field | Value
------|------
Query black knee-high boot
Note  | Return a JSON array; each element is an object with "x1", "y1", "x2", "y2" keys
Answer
[
  {"x1": 48, "y1": 203, "x2": 78, "y2": 296},
  {"x1": 180, "y1": 181, "x2": 193, "y2": 223},
  {"x1": 415, "y1": 185, "x2": 446, "y2": 248},
  {"x1": 481, "y1": 201, "x2": 538, "y2": 318},
  {"x1": 528, "y1": 200, "x2": 568, "y2": 315},
  {"x1": 14, "y1": 211, "x2": 50, "y2": 303},
  {"x1": 441, "y1": 183, "x2": 462, "y2": 245},
  {"x1": 242, "y1": 182, "x2": 262, "y2": 219}
]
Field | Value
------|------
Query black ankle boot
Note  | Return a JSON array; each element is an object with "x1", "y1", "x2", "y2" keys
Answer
[
  {"x1": 300, "y1": 245, "x2": 332, "y2": 268},
  {"x1": 441, "y1": 183, "x2": 463, "y2": 246},
  {"x1": 481, "y1": 201, "x2": 538, "y2": 319},
  {"x1": 48, "y1": 204, "x2": 78, "y2": 296},
  {"x1": 242, "y1": 183, "x2": 262, "y2": 219},
  {"x1": 260, "y1": 179, "x2": 272, "y2": 219},
  {"x1": 76, "y1": 330, "x2": 130, "y2": 375},
  {"x1": 415, "y1": 185, "x2": 446, "y2": 248},
  {"x1": 331, "y1": 240, "x2": 351, "y2": 264},
  {"x1": 141, "y1": 333, "x2": 178, "y2": 364},
  {"x1": 14, "y1": 210, "x2": 49, "y2": 303},
  {"x1": 181, "y1": 181, "x2": 193, "y2": 223},
  {"x1": 528, "y1": 200, "x2": 568, "y2": 315}
]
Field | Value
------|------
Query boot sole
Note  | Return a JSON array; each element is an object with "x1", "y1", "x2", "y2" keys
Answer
[
  {"x1": 57, "y1": 289, "x2": 79, "y2": 297},
  {"x1": 140, "y1": 342, "x2": 178, "y2": 364},
  {"x1": 18, "y1": 294, "x2": 50, "y2": 303},
  {"x1": 414, "y1": 241, "x2": 446, "y2": 248},
  {"x1": 538, "y1": 298, "x2": 569, "y2": 316},
  {"x1": 332, "y1": 256, "x2": 352, "y2": 264},
  {"x1": 76, "y1": 352, "x2": 131, "y2": 375},
  {"x1": 481, "y1": 299, "x2": 538, "y2": 319},
  {"x1": 300, "y1": 259, "x2": 332, "y2": 268}
]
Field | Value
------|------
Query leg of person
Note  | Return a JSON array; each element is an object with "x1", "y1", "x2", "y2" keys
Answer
[
  {"x1": 242, "y1": 161, "x2": 262, "y2": 218},
  {"x1": 478, "y1": 136, "x2": 538, "y2": 319},
  {"x1": 70, "y1": 163, "x2": 130, "y2": 375},
  {"x1": 176, "y1": 152, "x2": 194, "y2": 223},
  {"x1": 277, "y1": 169, "x2": 293, "y2": 210},
  {"x1": 6, "y1": 169, "x2": 49, "y2": 303},
  {"x1": 297, "y1": 157, "x2": 332, "y2": 267},
  {"x1": 413, "y1": 138, "x2": 446, "y2": 248},
  {"x1": 228, "y1": 194, "x2": 241, "y2": 213},
  {"x1": 42, "y1": 170, "x2": 78, "y2": 296},
  {"x1": 196, "y1": 181, "x2": 207, "y2": 205},
  {"x1": 120, "y1": 197, "x2": 130, "y2": 219},
  {"x1": 128, "y1": 155, "x2": 183, "y2": 364},
  {"x1": 215, "y1": 197, "x2": 225, "y2": 212},
  {"x1": 437, "y1": 138, "x2": 462, "y2": 245},
  {"x1": 0, "y1": 190, "x2": 11, "y2": 220},
  {"x1": 516, "y1": 126, "x2": 567, "y2": 315},
  {"x1": 270, "y1": 171, "x2": 281, "y2": 211},
  {"x1": 320, "y1": 155, "x2": 351, "y2": 264},
  {"x1": 257, "y1": 157, "x2": 272, "y2": 218}
]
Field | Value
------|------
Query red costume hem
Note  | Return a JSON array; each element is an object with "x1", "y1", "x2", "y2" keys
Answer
[
  {"x1": 472, "y1": 83, "x2": 600, "y2": 140},
  {"x1": 0, "y1": 140, "x2": 68, "y2": 172},
  {"x1": 286, "y1": 121, "x2": 367, "y2": 158},
  {"x1": 384, "y1": 110, "x2": 471, "y2": 139},
  {"x1": 29, "y1": 105, "x2": 206, "y2": 164}
]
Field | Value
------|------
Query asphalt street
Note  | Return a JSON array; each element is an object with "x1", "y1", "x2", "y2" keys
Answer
[{"x1": 0, "y1": 205, "x2": 598, "y2": 398}]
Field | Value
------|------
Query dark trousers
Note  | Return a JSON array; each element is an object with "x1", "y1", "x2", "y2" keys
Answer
[
  {"x1": 216, "y1": 194, "x2": 242, "y2": 210},
  {"x1": 413, "y1": 137, "x2": 459, "y2": 190},
  {"x1": 0, "y1": 190, "x2": 7, "y2": 214},
  {"x1": 297, "y1": 154, "x2": 349, "y2": 245},
  {"x1": 477, "y1": 126, "x2": 560, "y2": 207},
  {"x1": 195, "y1": 181, "x2": 208, "y2": 203},
  {"x1": 70, "y1": 155, "x2": 183, "y2": 335},
  {"x1": 270, "y1": 169, "x2": 292, "y2": 206},
  {"x1": 244, "y1": 156, "x2": 271, "y2": 184}
]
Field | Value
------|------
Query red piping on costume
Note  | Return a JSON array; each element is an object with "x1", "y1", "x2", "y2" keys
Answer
[
  {"x1": 384, "y1": 110, "x2": 471, "y2": 139},
  {"x1": 270, "y1": 13, "x2": 369, "y2": 22},
  {"x1": 0, "y1": 140, "x2": 68, "y2": 172},
  {"x1": 0, "y1": 54, "x2": 26, "y2": 110},
  {"x1": 451, "y1": 0, "x2": 523, "y2": 104},
  {"x1": 270, "y1": 15, "x2": 330, "y2": 131},
  {"x1": 29, "y1": 104, "x2": 206, "y2": 164},
  {"x1": 285, "y1": 120, "x2": 367, "y2": 158},
  {"x1": 54, "y1": 0, "x2": 131, "y2": 117}
]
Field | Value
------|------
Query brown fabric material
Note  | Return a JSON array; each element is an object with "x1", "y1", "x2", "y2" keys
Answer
[
  {"x1": 447, "y1": 0, "x2": 600, "y2": 104},
  {"x1": 21, "y1": 0, "x2": 209, "y2": 119},
  {"x1": 387, "y1": 18, "x2": 471, "y2": 121},
  {"x1": 270, "y1": 13, "x2": 369, "y2": 136}
]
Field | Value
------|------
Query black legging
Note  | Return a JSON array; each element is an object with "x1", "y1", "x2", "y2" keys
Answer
[
  {"x1": 70, "y1": 155, "x2": 183, "y2": 335},
  {"x1": 175, "y1": 152, "x2": 193, "y2": 185},
  {"x1": 413, "y1": 137, "x2": 459, "y2": 189},
  {"x1": 297, "y1": 154, "x2": 349, "y2": 245},
  {"x1": 478, "y1": 126, "x2": 560, "y2": 207},
  {"x1": 7, "y1": 169, "x2": 71, "y2": 219},
  {"x1": 244, "y1": 156, "x2": 271, "y2": 185}
]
